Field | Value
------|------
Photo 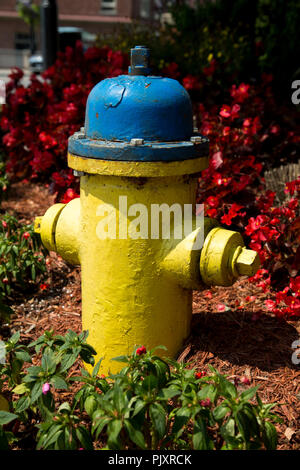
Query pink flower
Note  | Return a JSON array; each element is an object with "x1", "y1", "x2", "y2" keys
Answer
[
  {"x1": 240, "y1": 377, "x2": 251, "y2": 385},
  {"x1": 200, "y1": 398, "x2": 211, "y2": 407},
  {"x1": 217, "y1": 304, "x2": 226, "y2": 312},
  {"x1": 42, "y1": 383, "x2": 51, "y2": 395}
]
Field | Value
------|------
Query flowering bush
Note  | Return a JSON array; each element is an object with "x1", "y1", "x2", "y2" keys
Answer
[
  {"x1": 0, "y1": 43, "x2": 128, "y2": 201},
  {"x1": 195, "y1": 78, "x2": 299, "y2": 319},
  {"x1": 0, "y1": 152, "x2": 9, "y2": 203},
  {"x1": 0, "y1": 331, "x2": 281, "y2": 450},
  {"x1": 0, "y1": 213, "x2": 47, "y2": 310}
]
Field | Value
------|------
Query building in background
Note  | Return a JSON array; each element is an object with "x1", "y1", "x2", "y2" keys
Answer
[{"x1": 0, "y1": 0, "x2": 157, "y2": 68}]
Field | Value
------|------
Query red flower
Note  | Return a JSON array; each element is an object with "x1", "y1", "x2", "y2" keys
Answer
[
  {"x1": 200, "y1": 398, "x2": 211, "y2": 407},
  {"x1": 23, "y1": 232, "x2": 30, "y2": 240},
  {"x1": 290, "y1": 277, "x2": 300, "y2": 295},
  {"x1": 195, "y1": 371, "x2": 206, "y2": 379},
  {"x1": 182, "y1": 75, "x2": 200, "y2": 91},
  {"x1": 61, "y1": 188, "x2": 80, "y2": 204},
  {"x1": 40, "y1": 283, "x2": 50, "y2": 291},
  {"x1": 220, "y1": 104, "x2": 240, "y2": 120},
  {"x1": 203, "y1": 59, "x2": 216, "y2": 77},
  {"x1": 136, "y1": 346, "x2": 146, "y2": 356},
  {"x1": 230, "y1": 83, "x2": 250, "y2": 103}
]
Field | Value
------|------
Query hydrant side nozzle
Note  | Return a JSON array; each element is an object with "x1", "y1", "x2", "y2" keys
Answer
[
  {"x1": 200, "y1": 227, "x2": 260, "y2": 287},
  {"x1": 34, "y1": 203, "x2": 66, "y2": 252}
]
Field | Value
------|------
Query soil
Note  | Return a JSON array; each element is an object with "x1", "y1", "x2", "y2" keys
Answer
[{"x1": 1, "y1": 181, "x2": 300, "y2": 450}]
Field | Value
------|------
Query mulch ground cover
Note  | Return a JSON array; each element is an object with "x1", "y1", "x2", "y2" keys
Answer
[{"x1": 1, "y1": 181, "x2": 299, "y2": 450}]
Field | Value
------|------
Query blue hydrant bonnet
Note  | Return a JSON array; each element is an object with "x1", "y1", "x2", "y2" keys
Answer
[{"x1": 68, "y1": 46, "x2": 208, "y2": 162}]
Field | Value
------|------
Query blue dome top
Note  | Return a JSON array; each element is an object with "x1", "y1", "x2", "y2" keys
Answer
[
  {"x1": 68, "y1": 46, "x2": 209, "y2": 162},
  {"x1": 84, "y1": 74, "x2": 193, "y2": 143}
]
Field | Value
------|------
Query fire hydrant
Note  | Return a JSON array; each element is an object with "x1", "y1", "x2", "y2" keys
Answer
[{"x1": 35, "y1": 46, "x2": 260, "y2": 374}]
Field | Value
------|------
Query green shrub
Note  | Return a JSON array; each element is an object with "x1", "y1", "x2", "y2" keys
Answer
[
  {"x1": 0, "y1": 153, "x2": 9, "y2": 204},
  {"x1": 0, "y1": 331, "x2": 282, "y2": 450},
  {"x1": 0, "y1": 214, "x2": 47, "y2": 311}
]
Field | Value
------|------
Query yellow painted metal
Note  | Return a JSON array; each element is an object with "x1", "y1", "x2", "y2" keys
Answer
[
  {"x1": 77, "y1": 173, "x2": 199, "y2": 373},
  {"x1": 68, "y1": 152, "x2": 209, "y2": 177},
  {"x1": 34, "y1": 204, "x2": 65, "y2": 252},
  {"x1": 0, "y1": 393, "x2": 9, "y2": 412},
  {"x1": 199, "y1": 227, "x2": 260, "y2": 286},
  {"x1": 35, "y1": 152, "x2": 260, "y2": 374},
  {"x1": 55, "y1": 198, "x2": 81, "y2": 265}
]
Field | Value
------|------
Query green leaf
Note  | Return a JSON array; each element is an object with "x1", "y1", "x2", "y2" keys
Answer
[
  {"x1": 41, "y1": 349, "x2": 57, "y2": 374},
  {"x1": 15, "y1": 349, "x2": 31, "y2": 363},
  {"x1": 213, "y1": 403, "x2": 230, "y2": 421},
  {"x1": 14, "y1": 395, "x2": 30, "y2": 413},
  {"x1": 50, "y1": 375, "x2": 68, "y2": 390},
  {"x1": 132, "y1": 399, "x2": 146, "y2": 418},
  {"x1": 220, "y1": 417, "x2": 235, "y2": 439},
  {"x1": 10, "y1": 331, "x2": 20, "y2": 345},
  {"x1": 13, "y1": 383, "x2": 28, "y2": 395},
  {"x1": 92, "y1": 413, "x2": 111, "y2": 439},
  {"x1": 60, "y1": 352, "x2": 79, "y2": 372},
  {"x1": 262, "y1": 421, "x2": 278, "y2": 450},
  {"x1": 158, "y1": 386, "x2": 180, "y2": 400},
  {"x1": 84, "y1": 395, "x2": 98, "y2": 417},
  {"x1": 58, "y1": 402, "x2": 71, "y2": 414},
  {"x1": 240, "y1": 386, "x2": 259, "y2": 402},
  {"x1": 235, "y1": 409, "x2": 251, "y2": 442},
  {"x1": 0, "y1": 411, "x2": 18, "y2": 425},
  {"x1": 124, "y1": 420, "x2": 146, "y2": 449},
  {"x1": 193, "y1": 417, "x2": 214, "y2": 450},
  {"x1": 149, "y1": 403, "x2": 166, "y2": 439},
  {"x1": 142, "y1": 374, "x2": 158, "y2": 392},
  {"x1": 217, "y1": 375, "x2": 237, "y2": 399},
  {"x1": 92, "y1": 359, "x2": 103, "y2": 378},
  {"x1": 172, "y1": 407, "x2": 192, "y2": 435},
  {"x1": 76, "y1": 426, "x2": 94, "y2": 450},
  {"x1": 107, "y1": 419, "x2": 122, "y2": 449},
  {"x1": 111, "y1": 355, "x2": 129, "y2": 363},
  {"x1": 30, "y1": 381, "x2": 43, "y2": 404},
  {"x1": 113, "y1": 384, "x2": 127, "y2": 413}
]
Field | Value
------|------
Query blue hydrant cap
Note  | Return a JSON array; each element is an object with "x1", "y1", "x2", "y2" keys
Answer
[
  {"x1": 85, "y1": 45, "x2": 193, "y2": 142},
  {"x1": 68, "y1": 46, "x2": 209, "y2": 162}
]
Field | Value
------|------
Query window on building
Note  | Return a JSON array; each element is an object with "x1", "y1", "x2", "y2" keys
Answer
[
  {"x1": 140, "y1": 0, "x2": 151, "y2": 19},
  {"x1": 15, "y1": 33, "x2": 31, "y2": 50},
  {"x1": 100, "y1": 0, "x2": 117, "y2": 15}
]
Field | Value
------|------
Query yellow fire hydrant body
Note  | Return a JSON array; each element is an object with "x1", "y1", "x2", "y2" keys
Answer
[{"x1": 35, "y1": 46, "x2": 260, "y2": 374}]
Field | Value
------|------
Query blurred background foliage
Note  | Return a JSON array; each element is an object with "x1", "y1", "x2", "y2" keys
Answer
[{"x1": 96, "y1": 0, "x2": 300, "y2": 102}]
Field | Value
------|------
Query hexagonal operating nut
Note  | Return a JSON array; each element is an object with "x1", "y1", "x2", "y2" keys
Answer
[{"x1": 235, "y1": 247, "x2": 260, "y2": 277}]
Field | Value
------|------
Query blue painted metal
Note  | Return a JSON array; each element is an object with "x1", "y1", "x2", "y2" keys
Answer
[
  {"x1": 68, "y1": 133, "x2": 209, "y2": 162},
  {"x1": 84, "y1": 75, "x2": 193, "y2": 143},
  {"x1": 68, "y1": 45, "x2": 209, "y2": 162}
]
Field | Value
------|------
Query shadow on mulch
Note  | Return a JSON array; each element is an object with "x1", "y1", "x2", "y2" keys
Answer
[{"x1": 182, "y1": 310, "x2": 299, "y2": 372}]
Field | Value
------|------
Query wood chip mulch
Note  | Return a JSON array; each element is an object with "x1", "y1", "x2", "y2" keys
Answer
[{"x1": 1, "y1": 182, "x2": 299, "y2": 450}]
